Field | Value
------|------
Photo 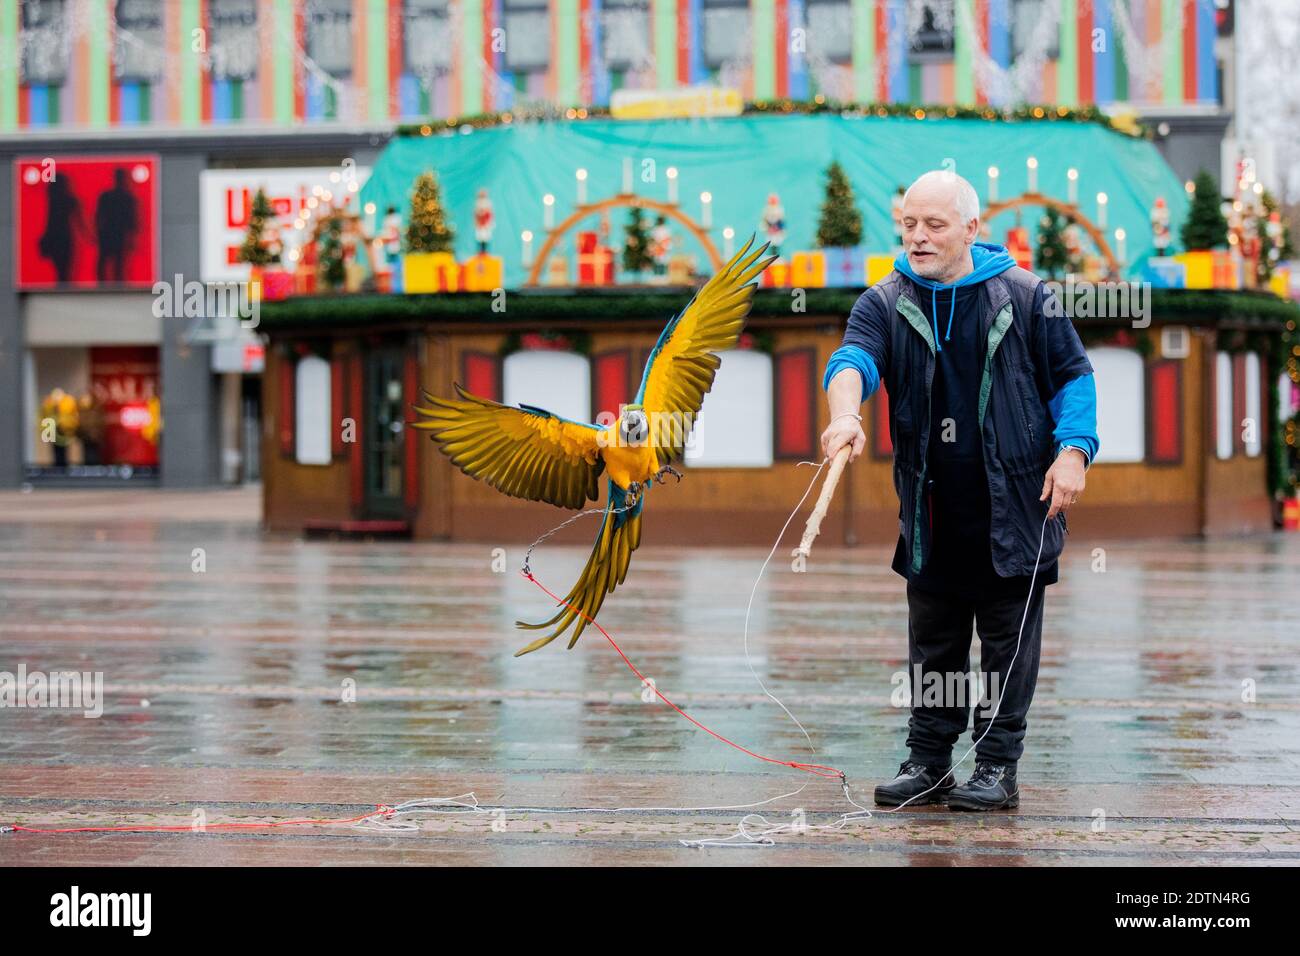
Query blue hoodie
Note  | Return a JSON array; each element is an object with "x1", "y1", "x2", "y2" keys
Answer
[{"x1": 823, "y1": 242, "x2": 1100, "y2": 465}]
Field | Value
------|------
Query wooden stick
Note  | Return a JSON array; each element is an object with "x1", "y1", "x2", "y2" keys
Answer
[{"x1": 792, "y1": 444, "x2": 852, "y2": 560}]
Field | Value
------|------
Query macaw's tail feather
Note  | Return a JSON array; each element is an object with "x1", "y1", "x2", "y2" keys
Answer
[{"x1": 514, "y1": 479, "x2": 644, "y2": 656}]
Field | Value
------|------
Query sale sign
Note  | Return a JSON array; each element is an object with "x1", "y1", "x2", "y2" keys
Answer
[
  {"x1": 15, "y1": 155, "x2": 160, "y2": 290},
  {"x1": 89, "y1": 346, "x2": 160, "y2": 467},
  {"x1": 199, "y1": 166, "x2": 369, "y2": 281}
]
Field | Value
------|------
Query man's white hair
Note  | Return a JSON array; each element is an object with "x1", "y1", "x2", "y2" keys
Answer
[{"x1": 903, "y1": 170, "x2": 981, "y2": 223}]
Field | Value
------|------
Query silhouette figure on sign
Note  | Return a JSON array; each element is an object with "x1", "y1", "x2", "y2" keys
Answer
[
  {"x1": 38, "y1": 176, "x2": 87, "y2": 284},
  {"x1": 96, "y1": 168, "x2": 139, "y2": 284}
]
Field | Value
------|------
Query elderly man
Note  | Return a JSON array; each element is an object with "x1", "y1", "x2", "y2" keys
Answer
[{"x1": 821, "y1": 170, "x2": 1099, "y2": 810}]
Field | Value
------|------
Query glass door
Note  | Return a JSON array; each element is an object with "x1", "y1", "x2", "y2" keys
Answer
[{"x1": 364, "y1": 347, "x2": 406, "y2": 518}]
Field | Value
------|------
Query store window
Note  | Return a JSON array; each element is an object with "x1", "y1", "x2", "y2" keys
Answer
[
  {"x1": 403, "y1": 0, "x2": 453, "y2": 80},
  {"x1": 26, "y1": 345, "x2": 161, "y2": 478},
  {"x1": 503, "y1": 351, "x2": 591, "y2": 425},
  {"x1": 805, "y1": 0, "x2": 853, "y2": 66},
  {"x1": 1088, "y1": 346, "x2": 1143, "y2": 463},
  {"x1": 306, "y1": 0, "x2": 353, "y2": 78},
  {"x1": 908, "y1": 1, "x2": 953, "y2": 58},
  {"x1": 600, "y1": 0, "x2": 651, "y2": 73},
  {"x1": 113, "y1": 0, "x2": 164, "y2": 84},
  {"x1": 701, "y1": 0, "x2": 750, "y2": 71},
  {"x1": 20, "y1": 0, "x2": 70, "y2": 86},
  {"x1": 295, "y1": 355, "x2": 333, "y2": 465},
  {"x1": 209, "y1": 0, "x2": 259, "y2": 82},
  {"x1": 503, "y1": 0, "x2": 550, "y2": 74},
  {"x1": 1010, "y1": 0, "x2": 1059, "y2": 61},
  {"x1": 684, "y1": 350, "x2": 774, "y2": 468}
]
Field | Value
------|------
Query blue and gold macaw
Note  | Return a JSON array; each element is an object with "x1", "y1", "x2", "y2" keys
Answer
[{"x1": 412, "y1": 236, "x2": 776, "y2": 656}]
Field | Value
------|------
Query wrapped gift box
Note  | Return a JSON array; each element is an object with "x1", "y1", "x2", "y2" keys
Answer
[
  {"x1": 344, "y1": 261, "x2": 365, "y2": 293},
  {"x1": 1211, "y1": 250, "x2": 1241, "y2": 289},
  {"x1": 789, "y1": 251, "x2": 826, "y2": 288},
  {"x1": 760, "y1": 259, "x2": 790, "y2": 287},
  {"x1": 577, "y1": 246, "x2": 615, "y2": 286},
  {"x1": 1173, "y1": 251, "x2": 1213, "y2": 288},
  {"x1": 545, "y1": 255, "x2": 569, "y2": 286},
  {"x1": 294, "y1": 263, "x2": 317, "y2": 295},
  {"x1": 1269, "y1": 266, "x2": 1292, "y2": 299},
  {"x1": 823, "y1": 247, "x2": 865, "y2": 287},
  {"x1": 462, "y1": 253, "x2": 504, "y2": 292},
  {"x1": 1141, "y1": 257, "x2": 1187, "y2": 289},
  {"x1": 865, "y1": 255, "x2": 894, "y2": 286},
  {"x1": 260, "y1": 269, "x2": 294, "y2": 301},
  {"x1": 404, "y1": 251, "x2": 460, "y2": 293},
  {"x1": 667, "y1": 254, "x2": 694, "y2": 284}
]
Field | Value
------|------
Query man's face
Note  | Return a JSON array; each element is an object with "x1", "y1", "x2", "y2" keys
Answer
[{"x1": 901, "y1": 184, "x2": 977, "y2": 282}]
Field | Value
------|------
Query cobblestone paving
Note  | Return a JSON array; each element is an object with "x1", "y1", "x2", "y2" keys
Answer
[{"x1": 1, "y1": 487, "x2": 1298, "y2": 865}]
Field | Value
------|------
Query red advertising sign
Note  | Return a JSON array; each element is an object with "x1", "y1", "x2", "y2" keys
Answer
[
  {"x1": 15, "y1": 155, "x2": 160, "y2": 289},
  {"x1": 89, "y1": 346, "x2": 160, "y2": 467}
]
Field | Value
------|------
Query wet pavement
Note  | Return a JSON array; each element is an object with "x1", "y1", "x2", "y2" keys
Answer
[{"x1": 1, "y1": 487, "x2": 1298, "y2": 866}]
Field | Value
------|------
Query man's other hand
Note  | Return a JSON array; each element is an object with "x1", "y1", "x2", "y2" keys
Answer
[
  {"x1": 821, "y1": 416, "x2": 866, "y2": 464},
  {"x1": 1040, "y1": 447, "x2": 1087, "y2": 519}
]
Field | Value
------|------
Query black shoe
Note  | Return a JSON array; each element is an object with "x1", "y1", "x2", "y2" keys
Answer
[
  {"x1": 947, "y1": 761, "x2": 1019, "y2": 811},
  {"x1": 873, "y1": 760, "x2": 956, "y2": 807}
]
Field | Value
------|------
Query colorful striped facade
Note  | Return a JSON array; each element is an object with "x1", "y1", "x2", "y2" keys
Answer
[{"x1": 0, "y1": 0, "x2": 1221, "y2": 133}]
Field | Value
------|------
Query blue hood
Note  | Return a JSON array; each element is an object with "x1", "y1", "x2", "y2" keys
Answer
[{"x1": 893, "y1": 241, "x2": 1017, "y2": 351}]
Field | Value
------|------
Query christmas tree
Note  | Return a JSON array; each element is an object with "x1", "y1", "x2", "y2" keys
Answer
[
  {"x1": 405, "y1": 171, "x2": 455, "y2": 254},
  {"x1": 1180, "y1": 170, "x2": 1229, "y2": 251},
  {"x1": 318, "y1": 213, "x2": 346, "y2": 290},
  {"x1": 1256, "y1": 189, "x2": 1295, "y2": 283},
  {"x1": 815, "y1": 161, "x2": 863, "y2": 248},
  {"x1": 1035, "y1": 208, "x2": 1072, "y2": 279},
  {"x1": 622, "y1": 207, "x2": 653, "y2": 275},
  {"x1": 238, "y1": 188, "x2": 280, "y2": 266}
]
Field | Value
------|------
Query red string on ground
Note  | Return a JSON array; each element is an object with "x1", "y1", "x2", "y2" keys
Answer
[{"x1": 521, "y1": 569, "x2": 844, "y2": 780}]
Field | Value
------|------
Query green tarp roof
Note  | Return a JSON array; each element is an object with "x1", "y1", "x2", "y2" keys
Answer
[{"x1": 359, "y1": 113, "x2": 1188, "y2": 288}]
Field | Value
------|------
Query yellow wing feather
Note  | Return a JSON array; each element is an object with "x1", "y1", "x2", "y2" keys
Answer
[
  {"x1": 411, "y1": 382, "x2": 605, "y2": 510},
  {"x1": 637, "y1": 235, "x2": 777, "y2": 468}
]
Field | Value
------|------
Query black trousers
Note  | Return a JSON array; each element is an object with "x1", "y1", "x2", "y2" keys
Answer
[{"x1": 903, "y1": 579, "x2": 1046, "y2": 768}]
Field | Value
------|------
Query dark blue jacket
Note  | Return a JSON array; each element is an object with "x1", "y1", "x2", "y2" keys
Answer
[{"x1": 825, "y1": 260, "x2": 1097, "y2": 577}]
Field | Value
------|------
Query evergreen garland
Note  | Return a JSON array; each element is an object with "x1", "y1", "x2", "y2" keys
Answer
[
  {"x1": 1180, "y1": 170, "x2": 1229, "y2": 252},
  {"x1": 622, "y1": 207, "x2": 654, "y2": 274},
  {"x1": 816, "y1": 161, "x2": 864, "y2": 248},
  {"x1": 406, "y1": 171, "x2": 456, "y2": 254},
  {"x1": 238, "y1": 188, "x2": 280, "y2": 266}
]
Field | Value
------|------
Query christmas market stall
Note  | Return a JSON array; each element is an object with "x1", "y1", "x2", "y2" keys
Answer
[{"x1": 255, "y1": 107, "x2": 1300, "y2": 544}]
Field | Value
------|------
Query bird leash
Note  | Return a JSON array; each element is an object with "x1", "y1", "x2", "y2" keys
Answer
[{"x1": 2, "y1": 448, "x2": 1051, "y2": 848}]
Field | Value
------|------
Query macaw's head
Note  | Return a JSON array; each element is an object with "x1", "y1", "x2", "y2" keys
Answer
[{"x1": 619, "y1": 405, "x2": 649, "y2": 447}]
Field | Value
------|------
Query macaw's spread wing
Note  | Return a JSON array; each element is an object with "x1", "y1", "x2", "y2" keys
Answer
[
  {"x1": 635, "y1": 235, "x2": 777, "y2": 468},
  {"x1": 411, "y1": 382, "x2": 605, "y2": 510},
  {"x1": 514, "y1": 478, "x2": 644, "y2": 656}
]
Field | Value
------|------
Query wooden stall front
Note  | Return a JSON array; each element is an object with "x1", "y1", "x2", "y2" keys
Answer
[{"x1": 260, "y1": 288, "x2": 1293, "y2": 546}]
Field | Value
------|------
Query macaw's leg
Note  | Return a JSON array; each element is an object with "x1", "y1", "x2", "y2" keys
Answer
[
  {"x1": 623, "y1": 482, "x2": 642, "y2": 508},
  {"x1": 653, "y1": 465, "x2": 684, "y2": 483}
]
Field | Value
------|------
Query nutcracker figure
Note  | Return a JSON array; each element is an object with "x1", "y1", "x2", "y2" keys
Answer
[
  {"x1": 760, "y1": 193, "x2": 786, "y2": 257},
  {"x1": 1150, "y1": 197, "x2": 1171, "y2": 256},
  {"x1": 650, "y1": 216, "x2": 672, "y2": 280},
  {"x1": 474, "y1": 188, "x2": 495, "y2": 254}
]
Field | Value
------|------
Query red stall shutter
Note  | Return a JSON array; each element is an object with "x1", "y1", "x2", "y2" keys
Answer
[
  {"x1": 1145, "y1": 359, "x2": 1183, "y2": 465},
  {"x1": 774, "y1": 348, "x2": 816, "y2": 459},
  {"x1": 462, "y1": 351, "x2": 502, "y2": 402},
  {"x1": 591, "y1": 349, "x2": 632, "y2": 425}
]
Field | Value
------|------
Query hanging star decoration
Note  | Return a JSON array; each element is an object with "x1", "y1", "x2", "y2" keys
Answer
[{"x1": 412, "y1": 236, "x2": 776, "y2": 655}]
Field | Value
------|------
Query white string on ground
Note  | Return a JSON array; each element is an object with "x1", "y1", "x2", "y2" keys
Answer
[{"x1": 356, "y1": 459, "x2": 1052, "y2": 848}]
